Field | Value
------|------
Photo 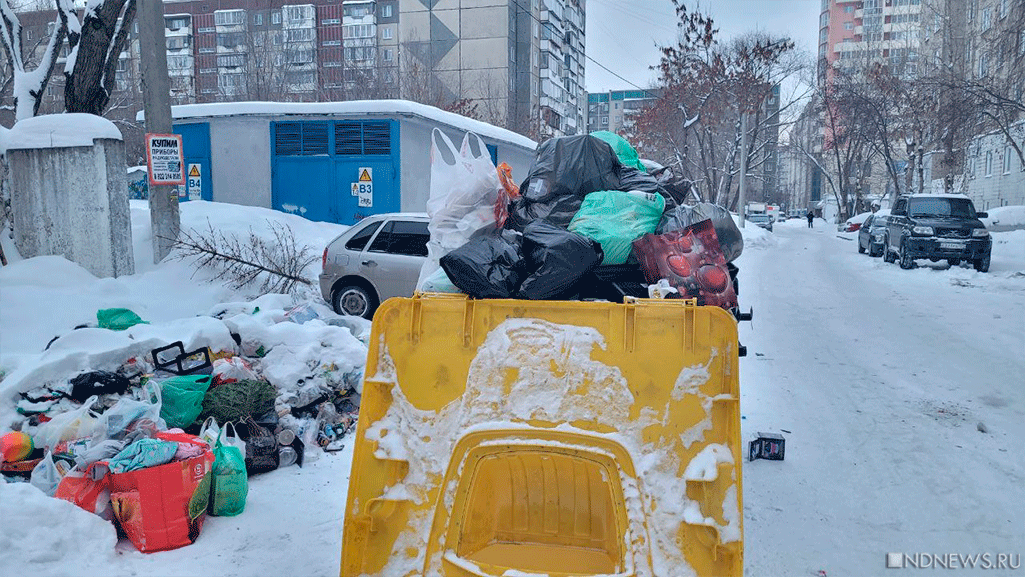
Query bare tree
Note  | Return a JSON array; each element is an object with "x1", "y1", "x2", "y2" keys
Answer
[
  {"x1": 0, "y1": 0, "x2": 65, "y2": 120},
  {"x1": 56, "y1": 0, "x2": 137, "y2": 115}
]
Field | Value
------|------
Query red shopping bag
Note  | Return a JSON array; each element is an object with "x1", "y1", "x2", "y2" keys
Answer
[
  {"x1": 106, "y1": 448, "x2": 214, "y2": 553},
  {"x1": 54, "y1": 462, "x2": 110, "y2": 518},
  {"x1": 633, "y1": 219, "x2": 738, "y2": 310}
]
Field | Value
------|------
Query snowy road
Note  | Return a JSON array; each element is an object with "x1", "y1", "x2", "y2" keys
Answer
[{"x1": 737, "y1": 221, "x2": 1025, "y2": 575}]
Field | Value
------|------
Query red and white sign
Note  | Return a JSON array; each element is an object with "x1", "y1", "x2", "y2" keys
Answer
[{"x1": 145, "y1": 133, "x2": 185, "y2": 186}]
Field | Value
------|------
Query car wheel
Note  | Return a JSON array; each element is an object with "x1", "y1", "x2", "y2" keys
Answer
[
  {"x1": 947, "y1": 258, "x2": 961, "y2": 267},
  {"x1": 899, "y1": 239, "x2": 916, "y2": 270},
  {"x1": 858, "y1": 240, "x2": 866, "y2": 254},
  {"x1": 973, "y1": 252, "x2": 990, "y2": 273},
  {"x1": 883, "y1": 236, "x2": 896, "y2": 263},
  {"x1": 332, "y1": 284, "x2": 379, "y2": 319}
]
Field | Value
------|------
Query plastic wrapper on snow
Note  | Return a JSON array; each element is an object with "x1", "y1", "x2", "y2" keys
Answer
[
  {"x1": 659, "y1": 203, "x2": 744, "y2": 263},
  {"x1": 0, "y1": 483, "x2": 118, "y2": 576}
]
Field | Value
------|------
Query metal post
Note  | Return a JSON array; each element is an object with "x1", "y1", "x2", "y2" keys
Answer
[
  {"x1": 738, "y1": 112, "x2": 749, "y2": 228},
  {"x1": 138, "y1": 0, "x2": 179, "y2": 263}
]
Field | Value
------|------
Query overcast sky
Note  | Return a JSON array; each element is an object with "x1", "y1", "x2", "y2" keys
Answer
[{"x1": 584, "y1": 0, "x2": 821, "y2": 93}]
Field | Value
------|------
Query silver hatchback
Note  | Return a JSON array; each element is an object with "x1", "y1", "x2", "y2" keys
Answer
[{"x1": 319, "y1": 213, "x2": 430, "y2": 319}]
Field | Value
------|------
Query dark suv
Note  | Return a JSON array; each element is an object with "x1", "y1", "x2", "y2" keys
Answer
[{"x1": 883, "y1": 194, "x2": 991, "y2": 272}]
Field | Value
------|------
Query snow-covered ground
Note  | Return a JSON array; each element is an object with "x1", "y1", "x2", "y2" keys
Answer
[{"x1": 2, "y1": 202, "x2": 1023, "y2": 576}]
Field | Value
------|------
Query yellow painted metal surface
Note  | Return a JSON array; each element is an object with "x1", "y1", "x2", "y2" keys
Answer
[{"x1": 341, "y1": 295, "x2": 743, "y2": 577}]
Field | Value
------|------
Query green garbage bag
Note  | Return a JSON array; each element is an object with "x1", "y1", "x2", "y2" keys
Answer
[
  {"x1": 210, "y1": 433, "x2": 248, "y2": 517},
  {"x1": 159, "y1": 375, "x2": 212, "y2": 428},
  {"x1": 589, "y1": 130, "x2": 646, "y2": 172},
  {"x1": 568, "y1": 190, "x2": 665, "y2": 265},
  {"x1": 97, "y1": 308, "x2": 149, "y2": 331}
]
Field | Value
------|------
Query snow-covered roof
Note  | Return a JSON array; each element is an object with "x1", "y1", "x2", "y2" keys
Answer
[
  {"x1": 5, "y1": 113, "x2": 122, "y2": 151},
  {"x1": 906, "y1": 193, "x2": 971, "y2": 199},
  {"x1": 137, "y1": 100, "x2": 538, "y2": 151}
]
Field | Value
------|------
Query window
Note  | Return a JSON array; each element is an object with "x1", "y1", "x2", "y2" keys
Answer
[
  {"x1": 217, "y1": 73, "x2": 245, "y2": 90},
  {"x1": 199, "y1": 47, "x2": 216, "y2": 54},
  {"x1": 343, "y1": 24, "x2": 375, "y2": 39},
  {"x1": 255, "y1": 13, "x2": 264, "y2": 25},
  {"x1": 343, "y1": 4, "x2": 373, "y2": 18},
  {"x1": 985, "y1": 151, "x2": 993, "y2": 176},
  {"x1": 168, "y1": 55, "x2": 191, "y2": 69},
  {"x1": 284, "y1": 5, "x2": 314, "y2": 22},
  {"x1": 382, "y1": 26, "x2": 393, "y2": 40},
  {"x1": 217, "y1": 32, "x2": 245, "y2": 48},
  {"x1": 978, "y1": 53, "x2": 988, "y2": 76},
  {"x1": 285, "y1": 49, "x2": 314, "y2": 64},
  {"x1": 167, "y1": 36, "x2": 189, "y2": 50},
  {"x1": 323, "y1": 60, "x2": 342, "y2": 67},
  {"x1": 844, "y1": 22, "x2": 853, "y2": 30},
  {"x1": 324, "y1": 39, "x2": 341, "y2": 46},
  {"x1": 198, "y1": 26, "x2": 215, "y2": 33},
  {"x1": 214, "y1": 10, "x2": 245, "y2": 26},
  {"x1": 998, "y1": 0, "x2": 1008, "y2": 18},
  {"x1": 272, "y1": 11, "x2": 282, "y2": 24},
  {"x1": 217, "y1": 54, "x2": 245, "y2": 67},
  {"x1": 166, "y1": 17, "x2": 188, "y2": 30},
  {"x1": 383, "y1": 48, "x2": 393, "y2": 62},
  {"x1": 601, "y1": 116, "x2": 608, "y2": 125},
  {"x1": 274, "y1": 33, "x2": 283, "y2": 45},
  {"x1": 844, "y1": 5, "x2": 854, "y2": 12},
  {"x1": 369, "y1": 221, "x2": 429, "y2": 257},
  {"x1": 345, "y1": 221, "x2": 382, "y2": 251},
  {"x1": 1004, "y1": 147, "x2": 1013, "y2": 174},
  {"x1": 381, "y1": 4, "x2": 393, "y2": 18},
  {"x1": 322, "y1": 18, "x2": 340, "y2": 25},
  {"x1": 286, "y1": 28, "x2": 315, "y2": 42},
  {"x1": 982, "y1": 8, "x2": 992, "y2": 30}
]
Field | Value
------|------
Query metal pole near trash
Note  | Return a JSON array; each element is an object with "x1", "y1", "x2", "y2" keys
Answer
[
  {"x1": 737, "y1": 112, "x2": 749, "y2": 228},
  {"x1": 138, "y1": 0, "x2": 180, "y2": 263}
]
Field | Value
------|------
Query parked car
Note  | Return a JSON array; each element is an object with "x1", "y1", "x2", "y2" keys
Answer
[
  {"x1": 882, "y1": 194, "x2": 991, "y2": 271},
  {"x1": 747, "y1": 213, "x2": 773, "y2": 232},
  {"x1": 840, "y1": 211, "x2": 873, "y2": 232},
  {"x1": 857, "y1": 210, "x2": 890, "y2": 256},
  {"x1": 319, "y1": 213, "x2": 430, "y2": 319}
]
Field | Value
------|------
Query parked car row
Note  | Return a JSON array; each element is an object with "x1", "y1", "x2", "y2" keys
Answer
[{"x1": 855, "y1": 194, "x2": 991, "y2": 272}]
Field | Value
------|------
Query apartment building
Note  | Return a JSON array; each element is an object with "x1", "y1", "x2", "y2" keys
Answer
[{"x1": 585, "y1": 89, "x2": 657, "y2": 134}]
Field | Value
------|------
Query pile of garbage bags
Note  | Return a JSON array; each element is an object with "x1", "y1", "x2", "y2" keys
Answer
[
  {"x1": 418, "y1": 129, "x2": 744, "y2": 312},
  {"x1": 1, "y1": 301, "x2": 365, "y2": 553}
]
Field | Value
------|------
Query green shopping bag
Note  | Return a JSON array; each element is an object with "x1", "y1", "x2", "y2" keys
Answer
[
  {"x1": 97, "y1": 308, "x2": 149, "y2": 331},
  {"x1": 568, "y1": 190, "x2": 665, "y2": 265},
  {"x1": 210, "y1": 432, "x2": 248, "y2": 517},
  {"x1": 159, "y1": 375, "x2": 212, "y2": 428}
]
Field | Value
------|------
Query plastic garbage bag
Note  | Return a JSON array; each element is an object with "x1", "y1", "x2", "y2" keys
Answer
[
  {"x1": 657, "y1": 202, "x2": 744, "y2": 263},
  {"x1": 419, "y1": 266, "x2": 462, "y2": 294},
  {"x1": 590, "y1": 130, "x2": 646, "y2": 171},
  {"x1": 518, "y1": 221, "x2": 604, "y2": 300},
  {"x1": 633, "y1": 219, "x2": 738, "y2": 310},
  {"x1": 418, "y1": 129, "x2": 506, "y2": 291},
  {"x1": 68, "y1": 371, "x2": 132, "y2": 402},
  {"x1": 518, "y1": 135, "x2": 623, "y2": 203},
  {"x1": 212, "y1": 357, "x2": 259, "y2": 387},
  {"x1": 90, "y1": 381, "x2": 165, "y2": 444},
  {"x1": 34, "y1": 396, "x2": 101, "y2": 452},
  {"x1": 440, "y1": 233, "x2": 526, "y2": 299},
  {"x1": 159, "y1": 375, "x2": 212, "y2": 429},
  {"x1": 568, "y1": 190, "x2": 665, "y2": 265},
  {"x1": 30, "y1": 452, "x2": 65, "y2": 497},
  {"x1": 210, "y1": 430, "x2": 248, "y2": 516},
  {"x1": 97, "y1": 308, "x2": 148, "y2": 331},
  {"x1": 505, "y1": 194, "x2": 585, "y2": 232},
  {"x1": 618, "y1": 166, "x2": 678, "y2": 212}
]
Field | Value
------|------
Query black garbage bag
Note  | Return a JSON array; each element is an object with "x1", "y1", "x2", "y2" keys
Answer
[
  {"x1": 518, "y1": 221, "x2": 604, "y2": 300},
  {"x1": 519, "y1": 135, "x2": 623, "y2": 203},
  {"x1": 440, "y1": 233, "x2": 525, "y2": 298},
  {"x1": 68, "y1": 371, "x2": 131, "y2": 402},
  {"x1": 658, "y1": 202, "x2": 744, "y2": 263},
  {"x1": 505, "y1": 194, "x2": 585, "y2": 232},
  {"x1": 618, "y1": 166, "x2": 678, "y2": 212}
]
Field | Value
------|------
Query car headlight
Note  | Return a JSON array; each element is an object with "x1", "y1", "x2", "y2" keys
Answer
[
  {"x1": 972, "y1": 229, "x2": 989, "y2": 238},
  {"x1": 912, "y1": 226, "x2": 933, "y2": 235}
]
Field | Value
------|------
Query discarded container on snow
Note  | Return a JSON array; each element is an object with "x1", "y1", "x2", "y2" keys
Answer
[
  {"x1": 341, "y1": 294, "x2": 744, "y2": 577},
  {"x1": 749, "y1": 432, "x2": 785, "y2": 461}
]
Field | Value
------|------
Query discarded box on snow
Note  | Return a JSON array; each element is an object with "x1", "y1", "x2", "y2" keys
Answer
[
  {"x1": 342, "y1": 294, "x2": 744, "y2": 577},
  {"x1": 749, "y1": 432, "x2": 785, "y2": 461}
]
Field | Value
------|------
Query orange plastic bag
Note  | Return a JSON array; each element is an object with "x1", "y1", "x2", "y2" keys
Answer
[{"x1": 495, "y1": 162, "x2": 520, "y2": 228}]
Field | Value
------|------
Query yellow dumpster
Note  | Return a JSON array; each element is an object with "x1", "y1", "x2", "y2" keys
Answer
[{"x1": 341, "y1": 295, "x2": 743, "y2": 577}]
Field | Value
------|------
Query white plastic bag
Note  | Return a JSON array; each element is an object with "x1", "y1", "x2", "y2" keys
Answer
[
  {"x1": 222, "y1": 422, "x2": 247, "y2": 456},
  {"x1": 89, "y1": 381, "x2": 164, "y2": 444},
  {"x1": 212, "y1": 357, "x2": 259, "y2": 385},
  {"x1": 29, "y1": 453, "x2": 64, "y2": 496},
  {"x1": 199, "y1": 416, "x2": 220, "y2": 447},
  {"x1": 34, "y1": 396, "x2": 101, "y2": 452},
  {"x1": 419, "y1": 267, "x2": 462, "y2": 294},
  {"x1": 417, "y1": 129, "x2": 503, "y2": 290}
]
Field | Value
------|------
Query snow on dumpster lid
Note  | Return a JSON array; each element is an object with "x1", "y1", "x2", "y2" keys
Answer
[
  {"x1": 136, "y1": 99, "x2": 537, "y2": 150},
  {"x1": 5, "y1": 113, "x2": 123, "y2": 151}
]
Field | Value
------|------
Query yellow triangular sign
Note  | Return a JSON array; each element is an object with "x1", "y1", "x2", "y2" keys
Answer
[
  {"x1": 359, "y1": 169, "x2": 372, "y2": 182},
  {"x1": 188, "y1": 165, "x2": 200, "y2": 177}
]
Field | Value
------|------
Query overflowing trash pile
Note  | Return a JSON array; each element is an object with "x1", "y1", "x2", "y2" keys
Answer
[
  {"x1": 1, "y1": 297, "x2": 369, "y2": 553},
  {"x1": 417, "y1": 129, "x2": 745, "y2": 313}
]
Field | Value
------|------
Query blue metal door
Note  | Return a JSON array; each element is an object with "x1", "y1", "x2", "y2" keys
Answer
[
  {"x1": 271, "y1": 119, "x2": 400, "y2": 225},
  {"x1": 173, "y1": 122, "x2": 212, "y2": 202}
]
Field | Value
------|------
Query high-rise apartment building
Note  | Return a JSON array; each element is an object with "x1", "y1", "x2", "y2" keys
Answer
[
  {"x1": 9, "y1": 0, "x2": 585, "y2": 138},
  {"x1": 585, "y1": 89, "x2": 658, "y2": 134}
]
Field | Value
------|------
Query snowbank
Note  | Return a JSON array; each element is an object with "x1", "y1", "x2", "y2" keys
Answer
[{"x1": 981, "y1": 205, "x2": 1025, "y2": 229}]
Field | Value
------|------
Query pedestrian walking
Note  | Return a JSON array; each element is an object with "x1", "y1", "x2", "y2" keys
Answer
[{"x1": 806, "y1": 211, "x2": 814, "y2": 228}]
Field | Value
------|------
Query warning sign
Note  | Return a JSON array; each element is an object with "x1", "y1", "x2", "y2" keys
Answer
[
  {"x1": 187, "y1": 163, "x2": 202, "y2": 200},
  {"x1": 145, "y1": 133, "x2": 185, "y2": 186},
  {"x1": 353, "y1": 167, "x2": 373, "y2": 207}
]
